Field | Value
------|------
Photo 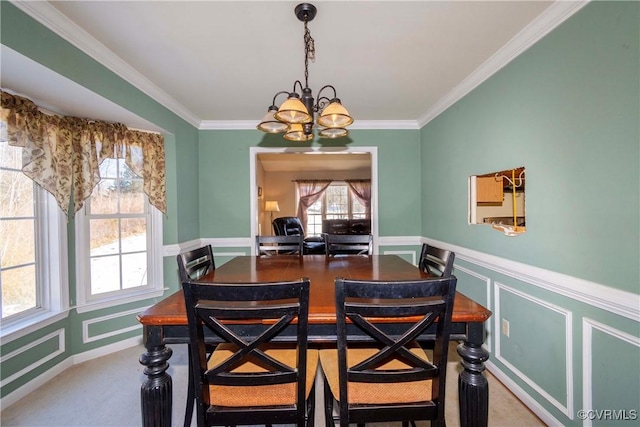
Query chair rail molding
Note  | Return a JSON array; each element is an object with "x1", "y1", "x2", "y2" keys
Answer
[{"x1": 423, "y1": 238, "x2": 640, "y2": 321}]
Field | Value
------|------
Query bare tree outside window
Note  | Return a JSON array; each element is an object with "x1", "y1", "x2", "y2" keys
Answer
[
  {"x1": 86, "y1": 158, "x2": 148, "y2": 296},
  {"x1": 0, "y1": 138, "x2": 38, "y2": 318}
]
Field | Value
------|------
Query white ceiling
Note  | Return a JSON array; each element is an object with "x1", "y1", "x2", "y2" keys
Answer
[{"x1": 2, "y1": 0, "x2": 588, "y2": 132}]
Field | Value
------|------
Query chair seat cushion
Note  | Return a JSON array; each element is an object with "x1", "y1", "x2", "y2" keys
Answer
[
  {"x1": 319, "y1": 345, "x2": 432, "y2": 404},
  {"x1": 207, "y1": 344, "x2": 319, "y2": 407}
]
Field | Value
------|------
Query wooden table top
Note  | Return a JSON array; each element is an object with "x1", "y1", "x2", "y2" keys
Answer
[{"x1": 137, "y1": 255, "x2": 492, "y2": 326}]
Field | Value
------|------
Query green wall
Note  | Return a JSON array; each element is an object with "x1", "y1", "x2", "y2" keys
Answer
[
  {"x1": 421, "y1": 0, "x2": 639, "y2": 293},
  {"x1": 198, "y1": 129, "x2": 422, "y2": 238},
  {"x1": 419, "y1": 2, "x2": 639, "y2": 424}
]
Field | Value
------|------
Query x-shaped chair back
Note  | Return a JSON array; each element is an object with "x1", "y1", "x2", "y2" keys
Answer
[
  {"x1": 182, "y1": 278, "x2": 311, "y2": 425},
  {"x1": 333, "y1": 275, "x2": 457, "y2": 425}
]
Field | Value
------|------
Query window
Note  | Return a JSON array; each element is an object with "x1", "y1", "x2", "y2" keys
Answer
[
  {"x1": 306, "y1": 183, "x2": 366, "y2": 236},
  {"x1": 75, "y1": 158, "x2": 163, "y2": 311},
  {"x1": 0, "y1": 137, "x2": 67, "y2": 333}
]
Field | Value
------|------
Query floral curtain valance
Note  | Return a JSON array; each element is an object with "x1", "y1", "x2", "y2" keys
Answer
[{"x1": 1, "y1": 90, "x2": 166, "y2": 217}]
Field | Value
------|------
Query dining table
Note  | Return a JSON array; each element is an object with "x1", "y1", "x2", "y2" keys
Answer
[{"x1": 137, "y1": 254, "x2": 492, "y2": 427}]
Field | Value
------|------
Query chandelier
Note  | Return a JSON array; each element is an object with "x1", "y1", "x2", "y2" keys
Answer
[{"x1": 257, "y1": 3, "x2": 353, "y2": 141}]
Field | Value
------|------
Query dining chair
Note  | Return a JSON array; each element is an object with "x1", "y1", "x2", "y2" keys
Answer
[
  {"x1": 324, "y1": 233, "x2": 373, "y2": 256},
  {"x1": 176, "y1": 245, "x2": 216, "y2": 427},
  {"x1": 256, "y1": 235, "x2": 304, "y2": 256},
  {"x1": 319, "y1": 275, "x2": 458, "y2": 427},
  {"x1": 419, "y1": 243, "x2": 455, "y2": 277},
  {"x1": 177, "y1": 244, "x2": 216, "y2": 281},
  {"x1": 182, "y1": 278, "x2": 318, "y2": 427}
]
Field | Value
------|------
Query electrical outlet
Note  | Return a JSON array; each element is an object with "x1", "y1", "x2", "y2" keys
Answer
[{"x1": 502, "y1": 319, "x2": 510, "y2": 337}]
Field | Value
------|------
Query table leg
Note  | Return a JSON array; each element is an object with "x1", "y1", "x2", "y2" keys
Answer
[
  {"x1": 457, "y1": 323, "x2": 490, "y2": 427},
  {"x1": 139, "y1": 325, "x2": 173, "y2": 427}
]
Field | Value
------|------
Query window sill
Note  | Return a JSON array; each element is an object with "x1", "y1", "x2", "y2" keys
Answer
[
  {"x1": 75, "y1": 288, "x2": 167, "y2": 314},
  {"x1": 0, "y1": 310, "x2": 70, "y2": 344}
]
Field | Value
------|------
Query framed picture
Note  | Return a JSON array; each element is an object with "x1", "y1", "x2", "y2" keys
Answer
[{"x1": 258, "y1": 186, "x2": 263, "y2": 198}]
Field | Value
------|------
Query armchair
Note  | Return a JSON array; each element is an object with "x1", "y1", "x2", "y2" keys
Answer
[{"x1": 272, "y1": 216, "x2": 326, "y2": 255}]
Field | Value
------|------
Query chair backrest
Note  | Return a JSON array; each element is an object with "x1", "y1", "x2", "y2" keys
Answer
[
  {"x1": 324, "y1": 233, "x2": 373, "y2": 256},
  {"x1": 256, "y1": 235, "x2": 303, "y2": 256},
  {"x1": 182, "y1": 278, "x2": 311, "y2": 426},
  {"x1": 419, "y1": 243, "x2": 455, "y2": 277},
  {"x1": 334, "y1": 275, "x2": 457, "y2": 424},
  {"x1": 272, "y1": 216, "x2": 305, "y2": 236},
  {"x1": 176, "y1": 245, "x2": 215, "y2": 281}
]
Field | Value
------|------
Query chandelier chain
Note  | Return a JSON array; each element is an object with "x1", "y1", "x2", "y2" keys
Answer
[{"x1": 303, "y1": 20, "x2": 315, "y2": 89}]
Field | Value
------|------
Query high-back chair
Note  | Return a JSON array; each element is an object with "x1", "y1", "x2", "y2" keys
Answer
[
  {"x1": 176, "y1": 245, "x2": 216, "y2": 427},
  {"x1": 324, "y1": 233, "x2": 373, "y2": 256},
  {"x1": 256, "y1": 235, "x2": 303, "y2": 256},
  {"x1": 177, "y1": 245, "x2": 216, "y2": 281},
  {"x1": 419, "y1": 243, "x2": 455, "y2": 277},
  {"x1": 319, "y1": 275, "x2": 458, "y2": 427},
  {"x1": 182, "y1": 278, "x2": 318, "y2": 427}
]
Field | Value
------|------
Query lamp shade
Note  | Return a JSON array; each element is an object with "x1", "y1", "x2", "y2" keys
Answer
[
  {"x1": 264, "y1": 200, "x2": 280, "y2": 212},
  {"x1": 275, "y1": 95, "x2": 312, "y2": 124},
  {"x1": 284, "y1": 123, "x2": 314, "y2": 142},
  {"x1": 257, "y1": 108, "x2": 289, "y2": 133},
  {"x1": 319, "y1": 127, "x2": 348, "y2": 139},
  {"x1": 317, "y1": 99, "x2": 353, "y2": 128}
]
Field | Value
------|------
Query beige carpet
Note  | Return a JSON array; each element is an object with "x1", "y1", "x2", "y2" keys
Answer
[{"x1": 1, "y1": 342, "x2": 544, "y2": 426}]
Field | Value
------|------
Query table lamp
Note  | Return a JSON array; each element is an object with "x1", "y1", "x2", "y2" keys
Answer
[{"x1": 264, "y1": 200, "x2": 280, "y2": 233}]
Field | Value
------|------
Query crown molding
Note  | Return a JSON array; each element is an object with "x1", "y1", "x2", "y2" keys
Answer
[
  {"x1": 11, "y1": 0, "x2": 202, "y2": 128},
  {"x1": 199, "y1": 119, "x2": 420, "y2": 131},
  {"x1": 417, "y1": 0, "x2": 590, "y2": 128}
]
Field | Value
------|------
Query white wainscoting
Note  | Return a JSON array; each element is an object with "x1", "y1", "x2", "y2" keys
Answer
[
  {"x1": 581, "y1": 318, "x2": 640, "y2": 427},
  {"x1": 82, "y1": 306, "x2": 147, "y2": 344},
  {"x1": 494, "y1": 282, "x2": 574, "y2": 418}
]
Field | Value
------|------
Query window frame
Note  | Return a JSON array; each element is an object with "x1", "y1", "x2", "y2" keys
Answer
[
  {"x1": 74, "y1": 175, "x2": 164, "y2": 314},
  {"x1": 304, "y1": 181, "x2": 366, "y2": 236},
  {"x1": 0, "y1": 185, "x2": 69, "y2": 341}
]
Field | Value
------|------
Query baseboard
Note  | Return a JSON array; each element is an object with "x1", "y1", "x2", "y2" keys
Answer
[
  {"x1": 1, "y1": 336, "x2": 142, "y2": 410},
  {"x1": 485, "y1": 360, "x2": 562, "y2": 426},
  {"x1": 1, "y1": 357, "x2": 72, "y2": 410}
]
